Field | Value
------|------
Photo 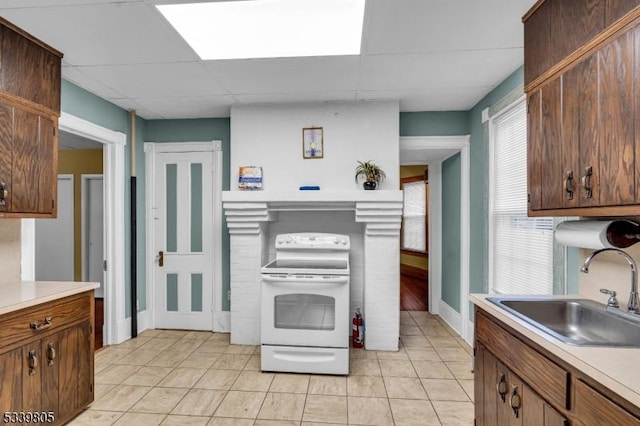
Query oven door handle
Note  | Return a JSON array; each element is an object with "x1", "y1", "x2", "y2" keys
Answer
[{"x1": 262, "y1": 275, "x2": 348, "y2": 284}]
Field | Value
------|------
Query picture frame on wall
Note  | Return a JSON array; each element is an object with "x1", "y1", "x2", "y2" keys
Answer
[{"x1": 302, "y1": 127, "x2": 323, "y2": 159}]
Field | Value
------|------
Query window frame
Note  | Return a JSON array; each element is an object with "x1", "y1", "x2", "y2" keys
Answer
[{"x1": 400, "y1": 174, "x2": 428, "y2": 256}]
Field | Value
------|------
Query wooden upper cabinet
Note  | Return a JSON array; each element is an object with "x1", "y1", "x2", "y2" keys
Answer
[
  {"x1": 606, "y1": 0, "x2": 640, "y2": 26},
  {"x1": 524, "y1": 0, "x2": 551, "y2": 85},
  {"x1": 0, "y1": 23, "x2": 62, "y2": 114},
  {"x1": 550, "y1": 0, "x2": 605, "y2": 66}
]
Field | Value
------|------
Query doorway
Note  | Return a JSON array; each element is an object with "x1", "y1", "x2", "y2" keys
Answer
[
  {"x1": 399, "y1": 165, "x2": 429, "y2": 311},
  {"x1": 399, "y1": 135, "x2": 471, "y2": 342}
]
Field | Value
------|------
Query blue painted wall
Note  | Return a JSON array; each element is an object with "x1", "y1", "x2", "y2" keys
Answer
[
  {"x1": 400, "y1": 111, "x2": 470, "y2": 136},
  {"x1": 467, "y1": 66, "x2": 525, "y2": 296},
  {"x1": 442, "y1": 153, "x2": 462, "y2": 310}
]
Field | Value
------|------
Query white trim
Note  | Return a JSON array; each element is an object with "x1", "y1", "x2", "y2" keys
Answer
[
  {"x1": 438, "y1": 299, "x2": 462, "y2": 333},
  {"x1": 398, "y1": 135, "x2": 470, "y2": 341},
  {"x1": 81, "y1": 174, "x2": 104, "y2": 283},
  {"x1": 144, "y1": 141, "x2": 224, "y2": 332},
  {"x1": 466, "y1": 320, "x2": 475, "y2": 345},
  {"x1": 20, "y1": 219, "x2": 35, "y2": 281},
  {"x1": 59, "y1": 112, "x2": 127, "y2": 345}
]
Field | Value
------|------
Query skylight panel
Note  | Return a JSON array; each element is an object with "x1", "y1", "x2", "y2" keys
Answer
[{"x1": 157, "y1": 0, "x2": 366, "y2": 60}]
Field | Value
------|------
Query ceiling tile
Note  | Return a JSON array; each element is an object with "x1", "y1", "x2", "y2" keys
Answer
[
  {"x1": 234, "y1": 91, "x2": 357, "y2": 105},
  {"x1": 363, "y1": 0, "x2": 536, "y2": 54},
  {"x1": 75, "y1": 62, "x2": 229, "y2": 98},
  {"x1": 357, "y1": 86, "x2": 495, "y2": 111},
  {"x1": 205, "y1": 56, "x2": 361, "y2": 94},
  {"x1": 129, "y1": 95, "x2": 236, "y2": 119},
  {"x1": 0, "y1": 2, "x2": 199, "y2": 65},
  {"x1": 359, "y1": 49, "x2": 523, "y2": 91}
]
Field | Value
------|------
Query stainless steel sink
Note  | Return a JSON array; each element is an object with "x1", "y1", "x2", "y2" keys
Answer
[{"x1": 487, "y1": 296, "x2": 640, "y2": 347}]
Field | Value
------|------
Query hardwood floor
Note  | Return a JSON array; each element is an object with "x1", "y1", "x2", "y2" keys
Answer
[
  {"x1": 400, "y1": 273, "x2": 428, "y2": 311},
  {"x1": 95, "y1": 298, "x2": 104, "y2": 351}
]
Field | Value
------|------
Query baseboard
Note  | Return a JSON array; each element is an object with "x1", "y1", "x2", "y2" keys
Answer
[
  {"x1": 438, "y1": 300, "x2": 462, "y2": 335},
  {"x1": 114, "y1": 318, "x2": 132, "y2": 345},
  {"x1": 137, "y1": 310, "x2": 151, "y2": 334},
  {"x1": 400, "y1": 264, "x2": 428, "y2": 280},
  {"x1": 214, "y1": 311, "x2": 230, "y2": 333},
  {"x1": 465, "y1": 320, "x2": 474, "y2": 346}
]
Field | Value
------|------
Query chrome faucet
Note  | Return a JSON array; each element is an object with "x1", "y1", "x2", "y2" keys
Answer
[{"x1": 580, "y1": 248, "x2": 639, "y2": 314}]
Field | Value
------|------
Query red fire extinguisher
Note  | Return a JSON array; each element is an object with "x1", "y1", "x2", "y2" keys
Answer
[{"x1": 352, "y1": 308, "x2": 364, "y2": 348}]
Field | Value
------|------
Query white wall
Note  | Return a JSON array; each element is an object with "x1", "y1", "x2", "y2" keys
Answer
[
  {"x1": 230, "y1": 101, "x2": 400, "y2": 191},
  {"x1": 0, "y1": 219, "x2": 22, "y2": 284}
]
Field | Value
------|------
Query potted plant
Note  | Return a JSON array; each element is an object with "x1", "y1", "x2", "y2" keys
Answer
[{"x1": 355, "y1": 160, "x2": 386, "y2": 190}]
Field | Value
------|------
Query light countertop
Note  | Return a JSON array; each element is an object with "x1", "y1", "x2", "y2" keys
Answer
[
  {"x1": 470, "y1": 293, "x2": 640, "y2": 409},
  {"x1": 0, "y1": 281, "x2": 99, "y2": 316}
]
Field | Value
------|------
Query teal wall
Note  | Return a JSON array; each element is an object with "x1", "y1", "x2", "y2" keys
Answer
[
  {"x1": 400, "y1": 111, "x2": 470, "y2": 136},
  {"x1": 144, "y1": 119, "x2": 231, "y2": 311},
  {"x1": 467, "y1": 66, "x2": 525, "y2": 296},
  {"x1": 442, "y1": 153, "x2": 462, "y2": 311}
]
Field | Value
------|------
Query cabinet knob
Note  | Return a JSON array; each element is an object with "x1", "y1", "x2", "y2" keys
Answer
[
  {"x1": 47, "y1": 343, "x2": 56, "y2": 366},
  {"x1": 510, "y1": 386, "x2": 522, "y2": 418},
  {"x1": 28, "y1": 350, "x2": 38, "y2": 376},
  {"x1": 0, "y1": 182, "x2": 7, "y2": 206},
  {"x1": 496, "y1": 373, "x2": 508, "y2": 402},
  {"x1": 564, "y1": 171, "x2": 574, "y2": 200},
  {"x1": 581, "y1": 166, "x2": 593, "y2": 199}
]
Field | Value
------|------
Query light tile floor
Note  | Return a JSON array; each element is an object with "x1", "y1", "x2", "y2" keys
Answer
[{"x1": 70, "y1": 311, "x2": 474, "y2": 426}]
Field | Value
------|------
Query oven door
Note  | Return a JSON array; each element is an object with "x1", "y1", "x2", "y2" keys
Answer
[{"x1": 261, "y1": 274, "x2": 349, "y2": 348}]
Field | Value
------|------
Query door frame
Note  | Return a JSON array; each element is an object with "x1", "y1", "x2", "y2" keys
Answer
[
  {"x1": 399, "y1": 135, "x2": 471, "y2": 344},
  {"x1": 144, "y1": 141, "x2": 224, "y2": 331},
  {"x1": 81, "y1": 174, "x2": 104, "y2": 284}
]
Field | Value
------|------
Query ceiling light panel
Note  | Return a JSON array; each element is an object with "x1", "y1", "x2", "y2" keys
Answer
[{"x1": 157, "y1": 0, "x2": 365, "y2": 60}]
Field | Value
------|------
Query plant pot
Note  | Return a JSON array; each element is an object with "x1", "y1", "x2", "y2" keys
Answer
[{"x1": 363, "y1": 181, "x2": 377, "y2": 190}]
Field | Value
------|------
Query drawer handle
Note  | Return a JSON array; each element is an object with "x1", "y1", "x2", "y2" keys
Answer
[
  {"x1": 510, "y1": 386, "x2": 522, "y2": 418},
  {"x1": 30, "y1": 316, "x2": 53, "y2": 331},
  {"x1": 564, "y1": 170, "x2": 574, "y2": 200},
  {"x1": 581, "y1": 166, "x2": 593, "y2": 199},
  {"x1": 47, "y1": 343, "x2": 56, "y2": 366},
  {"x1": 0, "y1": 182, "x2": 7, "y2": 206},
  {"x1": 28, "y1": 350, "x2": 38, "y2": 376},
  {"x1": 496, "y1": 373, "x2": 507, "y2": 402}
]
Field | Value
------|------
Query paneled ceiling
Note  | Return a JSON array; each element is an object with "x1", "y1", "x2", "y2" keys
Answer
[{"x1": 0, "y1": 0, "x2": 536, "y2": 120}]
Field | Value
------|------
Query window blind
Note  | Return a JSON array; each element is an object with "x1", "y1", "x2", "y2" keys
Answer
[
  {"x1": 402, "y1": 180, "x2": 426, "y2": 252},
  {"x1": 489, "y1": 100, "x2": 554, "y2": 295}
]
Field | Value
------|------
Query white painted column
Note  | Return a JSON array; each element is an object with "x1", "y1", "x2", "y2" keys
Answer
[
  {"x1": 356, "y1": 201, "x2": 403, "y2": 351},
  {"x1": 223, "y1": 202, "x2": 271, "y2": 345}
]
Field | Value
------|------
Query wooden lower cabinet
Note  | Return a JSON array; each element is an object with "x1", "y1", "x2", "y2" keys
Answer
[
  {"x1": 0, "y1": 292, "x2": 94, "y2": 425},
  {"x1": 475, "y1": 344, "x2": 566, "y2": 426},
  {"x1": 475, "y1": 307, "x2": 640, "y2": 425}
]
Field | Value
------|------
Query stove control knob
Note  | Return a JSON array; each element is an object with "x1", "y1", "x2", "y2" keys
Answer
[
  {"x1": 286, "y1": 237, "x2": 292, "y2": 244},
  {"x1": 341, "y1": 239, "x2": 348, "y2": 245},
  {"x1": 334, "y1": 237, "x2": 339, "y2": 244},
  {"x1": 277, "y1": 237, "x2": 284, "y2": 244}
]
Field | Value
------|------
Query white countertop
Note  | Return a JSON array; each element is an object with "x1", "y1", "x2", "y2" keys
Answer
[
  {"x1": 0, "y1": 281, "x2": 99, "y2": 315},
  {"x1": 470, "y1": 293, "x2": 640, "y2": 409}
]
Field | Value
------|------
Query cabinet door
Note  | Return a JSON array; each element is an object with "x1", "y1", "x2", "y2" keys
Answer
[
  {"x1": 12, "y1": 106, "x2": 56, "y2": 215},
  {"x1": 550, "y1": 0, "x2": 605, "y2": 66},
  {"x1": 58, "y1": 321, "x2": 93, "y2": 422},
  {"x1": 527, "y1": 91, "x2": 542, "y2": 211},
  {"x1": 0, "y1": 348, "x2": 22, "y2": 414},
  {"x1": 21, "y1": 341, "x2": 42, "y2": 414},
  {"x1": 524, "y1": 0, "x2": 551, "y2": 85},
  {"x1": 560, "y1": 65, "x2": 581, "y2": 209},
  {"x1": 576, "y1": 53, "x2": 601, "y2": 206},
  {"x1": 41, "y1": 335, "x2": 59, "y2": 422},
  {"x1": 475, "y1": 344, "x2": 499, "y2": 425},
  {"x1": 606, "y1": 0, "x2": 640, "y2": 27},
  {"x1": 598, "y1": 29, "x2": 635, "y2": 206},
  {"x1": 0, "y1": 25, "x2": 61, "y2": 113},
  {"x1": 509, "y1": 373, "x2": 567, "y2": 426},
  {"x1": 0, "y1": 100, "x2": 12, "y2": 214},
  {"x1": 539, "y1": 77, "x2": 564, "y2": 209}
]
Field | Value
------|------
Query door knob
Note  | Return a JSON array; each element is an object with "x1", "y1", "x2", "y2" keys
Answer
[{"x1": 158, "y1": 251, "x2": 164, "y2": 267}]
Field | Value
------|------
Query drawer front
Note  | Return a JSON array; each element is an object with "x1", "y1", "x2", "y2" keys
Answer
[
  {"x1": 575, "y1": 379, "x2": 640, "y2": 426},
  {"x1": 0, "y1": 292, "x2": 91, "y2": 348},
  {"x1": 475, "y1": 310, "x2": 569, "y2": 409}
]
